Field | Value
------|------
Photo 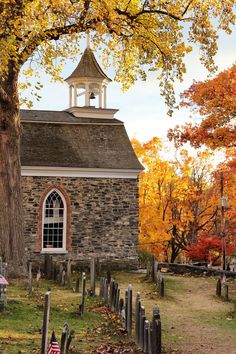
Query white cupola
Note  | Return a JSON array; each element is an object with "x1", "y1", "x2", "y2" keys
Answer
[{"x1": 65, "y1": 39, "x2": 118, "y2": 119}]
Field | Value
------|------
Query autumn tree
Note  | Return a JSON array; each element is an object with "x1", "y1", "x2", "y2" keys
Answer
[
  {"x1": 132, "y1": 138, "x2": 219, "y2": 262},
  {"x1": 0, "y1": 1, "x2": 235, "y2": 273},
  {"x1": 168, "y1": 64, "x2": 236, "y2": 150}
]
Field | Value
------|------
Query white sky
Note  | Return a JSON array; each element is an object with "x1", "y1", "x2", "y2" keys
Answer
[{"x1": 22, "y1": 27, "x2": 236, "y2": 144}]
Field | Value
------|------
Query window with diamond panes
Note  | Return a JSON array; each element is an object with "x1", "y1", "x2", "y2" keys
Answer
[{"x1": 43, "y1": 190, "x2": 65, "y2": 250}]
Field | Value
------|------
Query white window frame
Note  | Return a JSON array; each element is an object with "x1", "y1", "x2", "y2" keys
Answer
[{"x1": 41, "y1": 189, "x2": 67, "y2": 254}]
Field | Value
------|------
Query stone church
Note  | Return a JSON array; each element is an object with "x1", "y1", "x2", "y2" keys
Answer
[{"x1": 20, "y1": 45, "x2": 143, "y2": 269}]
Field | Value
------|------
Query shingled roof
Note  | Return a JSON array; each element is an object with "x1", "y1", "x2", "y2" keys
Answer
[
  {"x1": 65, "y1": 48, "x2": 111, "y2": 82},
  {"x1": 20, "y1": 110, "x2": 143, "y2": 170}
]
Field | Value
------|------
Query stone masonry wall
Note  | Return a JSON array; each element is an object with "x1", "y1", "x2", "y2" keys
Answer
[{"x1": 22, "y1": 176, "x2": 139, "y2": 269}]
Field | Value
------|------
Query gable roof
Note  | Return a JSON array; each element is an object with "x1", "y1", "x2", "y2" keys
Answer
[
  {"x1": 20, "y1": 110, "x2": 143, "y2": 171},
  {"x1": 65, "y1": 48, "x2": 111, "y2": 82}
]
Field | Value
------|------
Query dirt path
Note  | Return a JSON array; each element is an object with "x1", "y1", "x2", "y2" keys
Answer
[{"x1": 115, "y1": 272, "x2": 236, "y2": 354}]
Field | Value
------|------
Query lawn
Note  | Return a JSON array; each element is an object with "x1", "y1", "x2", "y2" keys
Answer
[{"x1": 0, "y1": 273, "x2": 236, "y2": 353}]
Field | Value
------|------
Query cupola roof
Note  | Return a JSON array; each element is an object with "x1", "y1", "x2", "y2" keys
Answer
[{"x1": 65, "y1": 48, "x2": 111, "y2": 82}]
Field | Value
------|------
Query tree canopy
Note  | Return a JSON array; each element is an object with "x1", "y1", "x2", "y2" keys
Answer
[
  {"x1": 1, "y1": 0, "x2": 236, "y2": 111},
  {"x1": 168, "y1": 64, "x2": 236, "y2": 148}
]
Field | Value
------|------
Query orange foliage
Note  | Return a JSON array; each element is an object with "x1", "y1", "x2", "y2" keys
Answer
[{"x1": 168, "y1": 64, "x2": 236, "y2": 150}]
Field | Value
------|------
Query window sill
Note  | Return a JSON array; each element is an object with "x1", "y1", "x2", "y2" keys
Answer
[{"x1": 41, "y1": 250, "x2": 68, "y2": 254}]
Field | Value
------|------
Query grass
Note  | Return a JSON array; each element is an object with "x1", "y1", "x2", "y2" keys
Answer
[{"x1": 1, "y1": 273, "x2": 236, "y2": 353}]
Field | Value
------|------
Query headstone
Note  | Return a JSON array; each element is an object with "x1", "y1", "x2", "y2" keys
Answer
[
  {"x1": 107, "y1": 269, "x2": 111, "y2": 284},
  {"x1": 135, "y1": 292, "x2": 141, "y2": 344},
  {"x1": 139, "y1": 305, "x2": 145, "y2": 348},
  {"x1": 60, "y1": 322, "x2": 69, "y2": 354},
  {"x1": 66, "y1": 259, "x2": 72, "y2": 289},
  {"x1": 160, "y1": 278, "x2": 164, "y2": 298},
  {"x1": 44, "y1": 255, "x2": 52, "y2": 280},
  {"x1": 104, "y1": 278, "x2": 108, "y2": 304},
  {"x1": 75, "y1": 276, "x2": 80, "y2": 293},
  {"x1": 41, "y1": 291, "x2": 51, "y2": 354},
  {"x1": 125, "y1": 290, "x2": 128, "y2": 331},
  {"x1": 216, "y1": 278, "x2": 221, "y2": 297},
  {"x1": 90, "y1": 258, "x2": 96, "y2": 296},
  {"x1": 28, "y1": 262, "x2": 32, "y2": 295},
  {"x1": 223, "y1": 284, "x2": 229, "y2": 301},
  {"x1": 61, "y1": 270, "x2": 66, "y2": 286},
  {"x1": 127, "y1": 284, "x2": 132, "y2": 336},
  {"x1": 144, "y1": 320, "x2": 150, "y2": 353},
  {"x1": 81, "y1": 272, "x2": 86, "y2": 315}
]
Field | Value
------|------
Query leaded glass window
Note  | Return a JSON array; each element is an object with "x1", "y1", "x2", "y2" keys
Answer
[{"x1": 42, "y1": 190, "x2": 66, "y2": 251}]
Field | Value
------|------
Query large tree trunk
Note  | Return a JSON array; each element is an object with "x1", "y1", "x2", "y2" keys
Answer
[{"x1": 0, "y1": 71, "x2": 25, "y2": 276}]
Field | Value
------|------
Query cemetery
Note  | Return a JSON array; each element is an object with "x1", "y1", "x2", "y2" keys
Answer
[{"x1": 0, "y1": 256, "x2": 236, "y2": 353}]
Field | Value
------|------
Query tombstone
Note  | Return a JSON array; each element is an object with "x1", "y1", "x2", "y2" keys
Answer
[
  {"x1": 75, "y1": 276, "x2": 80, "y2": 293},
  {"x1": 60, "y1": 322, "x2": 69, "y2": 354},
  {"x1": 66, "y1": 330, "x2": 75, "y2": 353},
  {"x1": 125, "y1": 290, "x2": 128, "y2": 331},
  {"x1": 139, "y1": 305, "x2": 145, "y2": 348},
  {"x1": 104, "y1": 278, "x2": 108, "y2": 304},
  {"x1": 44, "y1": 254, "x2": 53, "y2": 280},
  {"x1": 160, "y1": 278, "x2": 164, "y2": 298},
  {"x1": 115, "y1": 288, "x2": 120, "y2": 313},
  {"x1": 107, "y1": 269, "x2": 111, "y2": 284},
  {"x1": 66, "y1": 259, "x2": 72, "y2": 289},
  {"x1": 216, "y1": 278, "x2": 222, "y2": 297},
  {"x1": 144, "y1": 320, "x2": 150, "y2": 353},
  {"x1": 28, "y1": 261, "x2": 33, "y2": 295},
  {"x1": 109, "y1": 279, "x2": 115, "y2": 310},
  {"x1": 80, "y1": 272, "x2": 86, "y2": 315},
  {"x1": 90, "y1": 258, "x2": 96, "y2": 296},
  {"x1": 223, "y1": 284, "x2": 229, "y2": 301},
  {"x1": 41, "y1": 291, "x2": 51, "y2": 354},
  {"x1": 127, "y1": 285, "x2": 132, "y2": 336},
  {"x1": 135, "y1": 292, "x2": 141, "y2": 344},
  {"x1": 154, "y1": 260, "x2": 158, "y2": 283},
  {"x1": 61, "y1": 270, "x2": 66, "y2": 286},
  {"x1": 148, "y1": 322, "x2": 153, "y2": 354},
  {"x1": 59, "y1": 263, "x2": 64, "y2": 285},
  {"x1": 0, "y1": 275, "x2": 8, "y2": 312},
  {"x1": 152, "y1": 307, "x2": 161, "y2": 354},
  {"x1": 0, "y1": 257, "x2": 2, "y2": 275}
]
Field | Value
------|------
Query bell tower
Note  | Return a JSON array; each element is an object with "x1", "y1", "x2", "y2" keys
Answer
[{"x1": 65, "y1": 38, "x2": 117, "y2": 118}]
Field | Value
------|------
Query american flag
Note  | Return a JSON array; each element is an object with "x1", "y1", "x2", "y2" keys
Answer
[{"x1": 47, "y1": 330, "x2": 61, "y2": 354}]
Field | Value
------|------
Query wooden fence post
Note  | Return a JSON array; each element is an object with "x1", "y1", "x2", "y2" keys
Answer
[{"x1": 41, "y1": 291, "x2": 51, "y2": 354}]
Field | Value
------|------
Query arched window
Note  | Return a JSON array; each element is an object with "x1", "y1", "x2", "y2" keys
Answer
[{"x1": 42, "y1": 189, "x2": 67, "y2": 252}]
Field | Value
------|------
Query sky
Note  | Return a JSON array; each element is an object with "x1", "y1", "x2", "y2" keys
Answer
[{"x1": 22, "y1": 27, "x2": 236, "y2": 144}]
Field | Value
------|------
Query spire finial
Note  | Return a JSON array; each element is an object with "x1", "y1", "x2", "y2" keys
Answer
[{"x1": 86, "y1": 32, "x2": 90, "y2": 49}]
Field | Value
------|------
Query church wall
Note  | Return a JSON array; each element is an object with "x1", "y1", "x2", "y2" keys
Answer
[{"x1": 22, "y1": 176, "x2": 139, "y2": 269}]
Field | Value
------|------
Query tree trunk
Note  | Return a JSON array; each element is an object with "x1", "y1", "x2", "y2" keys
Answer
[{"x1": 0, "y1": 72, "x2": 25, "y2": 276}]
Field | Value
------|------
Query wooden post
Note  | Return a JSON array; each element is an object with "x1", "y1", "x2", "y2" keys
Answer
[
  {"x1": 90, "y1": 258, "x2": 96, "y2": 296},
  {"x1": 28, "y1": 261, "x2": 32, "y2": 295},
  {"x1": 216, "y1": 278, "x2": 222, "y2": 297},
  {"x1": 66, "y1": 259, "x2": 72, "y2": 289},
  {"x1": 41, "y1": 291, "x2": 51, "y2": 354},
  {"x1": 135, "y1": 292, "x2": 141, "y2": 345},
  {"x1": 127, "y1": 284, "x2": 132, "y2": 336}
]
